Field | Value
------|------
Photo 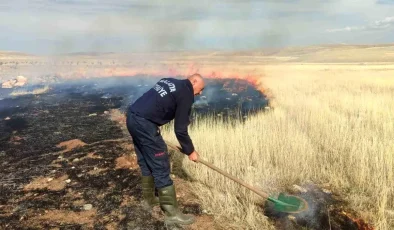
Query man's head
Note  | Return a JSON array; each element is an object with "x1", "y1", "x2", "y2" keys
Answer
[{"x1": 187, "y1": 74, "x2": 205, "y2": 96}]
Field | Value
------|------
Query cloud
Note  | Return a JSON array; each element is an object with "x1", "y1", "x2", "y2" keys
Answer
[
  {"x1": 326, "y1": 26, "x2": 364, "y2": 33},
  {"x1": 377, "y1": 0, "x2": 394, "y2": 4},
  {"x1": 374, "y1": 16, "x2": 394, "y2": 27},
  {"x1": 325, "y1": 16, "x2": 394, "y2": 33}
]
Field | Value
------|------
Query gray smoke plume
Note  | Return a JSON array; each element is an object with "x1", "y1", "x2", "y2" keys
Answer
[{"x1": 4, "y1": 0, "x2": 391, "y2": 54}]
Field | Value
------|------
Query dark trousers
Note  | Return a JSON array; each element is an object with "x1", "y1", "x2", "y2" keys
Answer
[{"x1": 126, "y1": 112, "x2": 173, "y2": 189}]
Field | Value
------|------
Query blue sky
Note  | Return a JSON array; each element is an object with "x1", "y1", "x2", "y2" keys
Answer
[{"x1": 0, "y1": 0, "x2": 393, "y2": 54}]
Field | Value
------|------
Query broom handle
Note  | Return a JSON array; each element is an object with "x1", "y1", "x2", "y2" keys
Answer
[
  {"x1": 166, "y1": 142, "x2": 270, "y2": 200},
  {"x1": 197, "y1": 158, "x2": 270, "y2": 199}
]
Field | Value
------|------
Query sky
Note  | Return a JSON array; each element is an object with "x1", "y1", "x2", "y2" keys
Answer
[{"x1": 0, "y1": 0, "x2": 393, "y2": 54}]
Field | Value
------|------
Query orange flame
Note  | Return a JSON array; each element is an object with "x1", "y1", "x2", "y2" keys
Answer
[
  {"x1": 341, "y1": 211, "x2": 375, "y2": 230},
  {"x1": 54, "y1": 63, "x2": 271, "y2": 103}
]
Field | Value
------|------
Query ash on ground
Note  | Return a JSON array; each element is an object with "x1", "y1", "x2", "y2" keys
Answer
[{"x1": 0, "y1": 77, "x2": 230, "y2": 229}]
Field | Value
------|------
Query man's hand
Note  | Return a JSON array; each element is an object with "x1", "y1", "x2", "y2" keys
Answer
[{"x1": 188, "y1": 151, "x2": 199, "y2": 162}]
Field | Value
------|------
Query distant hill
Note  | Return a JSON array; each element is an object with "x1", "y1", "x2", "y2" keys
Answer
[{"x1": 1, "y1": 43, "x2": 394, "y2": 63}]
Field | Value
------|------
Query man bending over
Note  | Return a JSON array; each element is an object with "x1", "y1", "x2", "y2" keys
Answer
[{"x1": 126, "y1": 74, "x2": 205, "y2": 225}]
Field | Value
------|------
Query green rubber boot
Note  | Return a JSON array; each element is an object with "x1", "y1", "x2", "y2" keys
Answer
[
  {"x1": 158, "y1": 184, "x2": 195, "y2": 225},
  {"x1": 141, "y1": 176, "x2": 160, "y2": 209}
]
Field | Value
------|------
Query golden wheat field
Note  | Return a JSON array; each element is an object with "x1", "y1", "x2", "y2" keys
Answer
[{"x1": 162, "y1": 64, "x2": 394, "y2": 229}]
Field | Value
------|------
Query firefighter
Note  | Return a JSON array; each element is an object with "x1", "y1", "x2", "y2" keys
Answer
[{"x1": 126, "y1": 74, "x2": 204, "y2": 225}]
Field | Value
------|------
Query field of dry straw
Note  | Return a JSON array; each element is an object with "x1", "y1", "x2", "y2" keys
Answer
[{"x1": 163, "y1": 63, "x2": 394, "y2": 229}]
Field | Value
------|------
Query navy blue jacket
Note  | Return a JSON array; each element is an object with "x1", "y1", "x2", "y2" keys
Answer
[{"x1": 129, "y1": 78, "x2": 195, "y2": 155}]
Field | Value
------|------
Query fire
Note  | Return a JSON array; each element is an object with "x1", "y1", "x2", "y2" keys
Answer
[
  {"x1": 341, "y1": 211, "x2": 375, "y2": 230},
  {"x1": 54, "y1": 63, "x2": 270, "y2": 101}
]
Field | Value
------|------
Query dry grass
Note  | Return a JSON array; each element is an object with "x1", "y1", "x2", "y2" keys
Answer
[
  {"x1": 10, "y1": 85, "x2": 50, "y2": 96},
  {"x1": 162, "y1": 65, "x2": 394, "y2": 229}
]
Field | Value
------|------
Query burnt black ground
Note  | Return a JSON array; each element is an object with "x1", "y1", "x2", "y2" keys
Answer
[
  {"x1": 0, "y1": 77, "x2": 267, "y2": 230},
  {"x1": 0, "y1": 89, "x2": 155, "y2": 229}
]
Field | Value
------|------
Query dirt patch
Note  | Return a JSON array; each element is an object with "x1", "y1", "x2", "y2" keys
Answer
[
  {"x1": 23, "y1": 175, "x2": 68, "y2": 191},
  {"x1": 119, "y1": 141, "x2": 135, "y2": 152},
  {"x1": 64, "y1": 189, "x2": 83, "y2": 201},
  {"x1": 33, "y1": 209, "x2": 96, "y2": 227},
  {"x1": 109, "y1": 108, "x2": 126, "y2": 124},
  {"x1": 120, "y1": 195, "x2": 135, "y2": 207},
  {"x1": 115, "y1": 155, "x2": 138, "y2": 169},
  {"x1": 87, "y1": 167, "x2": 107, "y2": 175},
  {"x1": 56, "y1": 139, "x2": 86, "y2": 152},
  {"x1": 72, "y1": 199, "x2": 86, "y2": 206},
  {"x1": 105, "y1": 222, "x2": 118, "y2": 230},
  {"x1": 86, "y1": 151, "x2": 102, "y2": 159}
]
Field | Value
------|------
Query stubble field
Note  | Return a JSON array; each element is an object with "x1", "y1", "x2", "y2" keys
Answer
[{"x1": 163, "y1": 63, "x2": 394, "y2": 229}]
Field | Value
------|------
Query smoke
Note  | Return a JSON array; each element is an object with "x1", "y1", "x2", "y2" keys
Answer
[
  {"x1": 3, "y1": 0, "x2": 394, "y2": 92},
  {"x1": 3, "y1": 0, "x2": 384, "y2": 53},
  {"x1": 193, "y1": 84, "x2": 226, "y2": 110},
  {"x1": 196, "y1": 86, "x2": 216, "y2": 104},
  {"x1": 264, "y1": 183, "x2": 363, "y2": 229}
]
